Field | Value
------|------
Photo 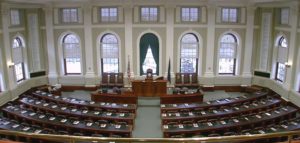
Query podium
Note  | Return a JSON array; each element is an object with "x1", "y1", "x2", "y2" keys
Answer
[{"x1": 132, "y1": 80, "x2": 167, "y2": 97}]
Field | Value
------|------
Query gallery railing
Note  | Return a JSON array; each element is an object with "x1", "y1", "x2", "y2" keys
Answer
[{"x1": 0, "y1": 129, "x2": 299, "y2": 143}]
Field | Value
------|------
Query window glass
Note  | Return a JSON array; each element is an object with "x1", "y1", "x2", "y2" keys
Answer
[
  {"x1": 62, "y1": 8, "x2": 78, "y2": 23},
  {"x1": 10, "y1": 9, "x2": 20, "y2": 25},
  {"x1": 181, "y1": 8, "x2": 199, "y2": 22},
  {"x1": 63, "y1": 34, "x2": 81, "y2": 74},
  {"x1": 222, "y1": 8, "x2": 237, "y2": 23},
  {"x1": 100, "y1": 7, "x2": 118, "y2": 22},
  {"x1": 141, "y1": 7, "x2": 158, "y2": 22},
  {"x1": 219, "y1": 34, "x2": 237, "y2": 75},
  {"x1": 180, "y1": 33, "x2": 198, "y2": 73},
  {"x1": 101, "y1": 34, "x2": 119, "y2": 73}
]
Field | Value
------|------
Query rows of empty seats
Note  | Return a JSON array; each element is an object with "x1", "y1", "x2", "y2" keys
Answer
[
  {"x1": 161, "y1": 89, "x2": 300, "y2": 139},
  {"x1": 0, "y1": 89, "x2": 138, "y2": 141}
]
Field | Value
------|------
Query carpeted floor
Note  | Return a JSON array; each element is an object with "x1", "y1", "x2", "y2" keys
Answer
[{"x1": 61, "y1": 90, "x2": 244, "y2": 138}]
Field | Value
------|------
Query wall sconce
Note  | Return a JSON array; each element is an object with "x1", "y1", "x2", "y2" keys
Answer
[
  {"x1": 285, "y1": 62, "x2": 291, "y2": 68},
  {"x1": 7, "y1": 62, "x2": 14, "y2": 68}
]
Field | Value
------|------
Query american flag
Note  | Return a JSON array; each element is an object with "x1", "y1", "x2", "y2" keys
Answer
[{"x1": 127, "y1": 55, "x2": 131, "y2": 80}]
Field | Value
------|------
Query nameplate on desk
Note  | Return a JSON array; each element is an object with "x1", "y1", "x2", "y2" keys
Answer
[
  {"x1": 265, "y1": 113, "x2": 271, "y2": 116},
  {"x1": 123, "y1": 104, "x2": 128, "y2": 107},
  {"x1": 258, "y1": 130, "x2": 265, "y2": 134},
  {"x1": 115, "y1": 124, "x2": 121, "y2": 129},
  {"x1": 207, "y1": 122, "x2": 213, "y2": 126},
  {"x1": 35, "y1": 101, "x2": 41, "y2": 104},
  {"x1": 29, "y1": 113, "x2": 36, "y2": 116},
  {"x1": 21, "y1": 110, "x2": 27, "y2": 114},
  {"x1": 73, "y1": 121, "x2": 79, "y2": 125},
  {"x1": 213, "y1": 110, "x2": 218, "y2": 114},
  {"x1": 162, "y1": 113, "x2": 166, "y2": 117},
  {"x1": 89, "y1": 101, "x2": 95, "y2": 104},
  {"x1": 106, "y1": 112, "x2": 112, "y2": 116},
  {"x1": 175, "y1": 113, "x2": 180, "y2": 117},
  {"x1": 161, "y1": 104, "x2": 165, "y2": 108},
  {"x1": 178, "y1": 124, "x2": 184, "y2": 128},
  {"x1": 12, "y1": 124, "x2": 19, "y2": 128},
  {"x1": 49, "y1": 117, "x2": 56, "y2": 121},
  {"x1": 233, "y1": 119, "x2": 239, "y2": 123},
  {"x1": 51, "y1": 105, "x2": 58, "y2": 109},
  {"x1": 255, "y1": 115, "x2": 262, "y2": 119},
  {"x1": 86, "y1": 122, "x2": 93, "y2": 126},
  {"x1": 61, "y1": 107, "x2": 67, "y2": 110},
  {"x1": 119, "y1": 113, "x2": 125, "y2": 117},
  {"x1": 188, "y1": 112, "x2": 194, "y2": 116},
  {"x1": 270, "y1": 127, "x2": 277, "y2": 131},
  {"x1": 220, "y1": 121, "x2": 226, "y2": 125},
  {"x1": 94, "y1": 111, "x2": 100, "y2": 115},
  {"x1": 38, "y1": 115, "x2": 45, "y2": 119},
  {"x1": 71, "y1": 109, "x2": 77, "y2": 112},
  {"x1": 60, "y1": 119, "x2": 67, "y2": 123},
  {"x1": 201, "y1": 111, "x2": 206, "y2": 115},
  {"x1": 34, "y1": 130, "x2": 42, "y2": 134},
  {"x1": 54, "y1": 96, "x2": 60, "y2": 99},
  {"x1": 281, "y1": 124, "x2": 288, "y2": 129},
  {"x1": 82, "y1": 110, "x2": 88, "y2": 114},
  {"x1": 163, "y1": 125, "x2": 168, "y2": 129},
  {"x1": 193, "y1": 123, "x2": 199, "y2": 127}
]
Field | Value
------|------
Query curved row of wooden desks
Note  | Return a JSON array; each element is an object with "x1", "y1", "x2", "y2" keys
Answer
[
  {"x1": 0, "y1": 89, "x2": 138, "y2": 138},
  {"x1": 160, "y1": 90, "x2": 300, "y2": 139}
]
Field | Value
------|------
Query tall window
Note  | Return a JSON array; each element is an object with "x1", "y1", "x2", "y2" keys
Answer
[
  {"x1": 10, "y1": 9, "x2": 20, "y2": 26},
  {"x1": 140, "y1": 33, "x2": 159, "y2": 75},
  {"x1": 275, "y1": 36, "x2": 288, "y2": 82},
  {"x1": 101, "y1": 34, "x2": 119, "y2": 73},
  {"x1": 61, "y1": 8, "x2": 78, "y2": 23},
  {"x1": 141, "y1": 7, "x2": 158, "y2": 22},
  {"x1": 222, "y1": 8, "x2": 238, "y2": 23},
  {"x1": 180, "y1": 33, "x2": 198, "y2": 73},
  {"x1": 62, "y1": 34, "x2": 81, "y2": 75},
  {"x1": 219, "y1": 34, "x2": 237, "y2": 75},
  {"x1": 100, "y1": 7, "x2": 118, "y2": 22},
  {"x1": 12, "y1": 37, "x2": 25, "y2": 82},
  {"x1": 181, "y1": 7, "x2": 199, "y2": 22},
  {"x1": 280, "y1": 8, "x2": 289, "y2": 25}
]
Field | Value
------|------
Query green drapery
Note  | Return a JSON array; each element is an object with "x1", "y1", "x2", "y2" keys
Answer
[{"x1": 140, "y1": 33, "x2": 159, "y2": 75}]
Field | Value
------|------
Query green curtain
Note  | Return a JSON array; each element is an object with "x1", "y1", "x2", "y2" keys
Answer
[{"x1": 140, "y1": 33, "x2": 159, "y2": 75}]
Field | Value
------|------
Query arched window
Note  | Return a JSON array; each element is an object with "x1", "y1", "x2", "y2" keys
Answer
[
  {"x1": 12, "y1": 37, "x2": 25, "y2": 82},
  {"x1": 218, "y1": 33, "x2": 237, "y2": 75},
  {"x1": 180, "y1": 33, "x2": 199, "y2": 73},
  {"x1": 101, "y1": 34, "x2": 119, "y2": 73},
  {"x1": 62, "y1": 34, "x2": 81, "y2": 74},
  {"x1": 275, "y1": 36, "x2": 288, "y2": 82}
]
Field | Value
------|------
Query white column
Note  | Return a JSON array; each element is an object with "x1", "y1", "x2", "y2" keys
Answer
[
  {"x1": 83, "y1": 3, "x2": 96, "y2": 87},
  {"x1": 165, "y1": 5, "x2": 175, "y2": 83},
  {"x1": 242, "y1": 6, "x2": 255, "y2": 82},
  {"x1": 204, "y1": 4, "x2": 216, "y2": 77},
  {"x1": 286, "y1": 3, "x2": 298, "y2": 90},
  {"x1": 124, "y1": 4, "x2": 134, "y2": 84},
  {"x1": 45, "y1": 4, "x2": 58, "y2": 84},
  {"x1": 1, "y1": 3, "x2": 15, "y2": 90}
]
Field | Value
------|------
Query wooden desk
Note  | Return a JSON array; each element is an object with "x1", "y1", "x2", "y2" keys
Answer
[
  {"x1": 160, "y1": 92, "x2": 203, "y2": 104},
  {"x1": 132, "y1": 80, "x2": 167, "y2": 97},
  {"x1": 91, "y1": 91, "x2": 137, "y2": 104}
]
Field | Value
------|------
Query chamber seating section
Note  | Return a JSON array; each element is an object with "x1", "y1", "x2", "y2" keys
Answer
[
  {"x1": 160, "y1": 89, "x2": 300, "y2": 141},
  {"x1": 101, "y1": 72, "x2": 124, "y2": 88},
  {"x1": 174, "y1": 73, "x2": 199, "y2": 88},
  {"x1": 0, "y1": 89, "x2": 137, "y2": 141}
]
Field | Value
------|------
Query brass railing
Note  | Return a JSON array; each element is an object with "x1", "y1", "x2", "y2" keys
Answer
[{"x1": 0, "y1": 129, "x2": 300, "y2": 143}]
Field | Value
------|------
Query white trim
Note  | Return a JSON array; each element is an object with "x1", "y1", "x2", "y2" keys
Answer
[
  {"x1": 96, "y1": 31, "x2": 122, "y2": 76},
  {"x1": 91, "y1": 24, "x2": 125, "y2": 28},
  {"x1": 53, "y1": 25, "x2": 84, "y2": 29},
  {"x1": 174, "y1": 24, "x2": 207, "y2": 28},
  {"x1": 132, "y1": 24, "x2": 166, "y2": 27},
  {"x1": 57, "y1": 31, "x2": 83, "y2": 76},
  {"x1": 274, "y1": 27, "x2": 292, "y2": 32},
  {"x1": 136, "y1": 30, "x2": 162, "y2": 76},
  {"x1": 177, "y1": 30, "x2": 203, "y2": 76},
  {"x1": 8, "y1": 27, "x2": 25, "y2": 32},
  {"x1": 215, "y1": 25, "x2": 247, "y2": 29}
]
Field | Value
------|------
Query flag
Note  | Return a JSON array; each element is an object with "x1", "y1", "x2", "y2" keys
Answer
[
  {"x1": 167, "y1": 58, "x2": 171, "y2": 83},
  {"x1": 127, "y1": 55, "x2": 131, "y2": 80}
]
